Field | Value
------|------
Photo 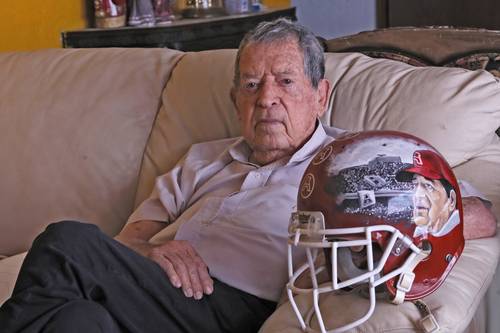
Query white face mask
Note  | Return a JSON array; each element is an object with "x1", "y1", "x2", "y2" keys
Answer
[{"x1": 286, "y1": 211, "x2": 427, "y2": 333}]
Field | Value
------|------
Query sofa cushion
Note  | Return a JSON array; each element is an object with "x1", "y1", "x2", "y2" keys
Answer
[
  {"x1": 0, "y1": 48, "x2": 182, "y2": 256},
  {"x1": 134, "y1": 49, "x2": 240, "y2": 207},
  {"x1": 259, "y1": 233, "x2": 500, "y2": 333},
  {"x1": 322, "y1": 52, "x2": 500, "y2": 168}
]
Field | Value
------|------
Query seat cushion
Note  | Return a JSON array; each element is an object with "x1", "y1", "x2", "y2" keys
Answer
[{"x1": 259, "y1": 233, "x2": 500, "y2": 333}]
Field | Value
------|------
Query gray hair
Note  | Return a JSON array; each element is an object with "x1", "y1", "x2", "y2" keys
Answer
[{"x1": 233, "y1": 18, "x2": 325, "y2": 89}]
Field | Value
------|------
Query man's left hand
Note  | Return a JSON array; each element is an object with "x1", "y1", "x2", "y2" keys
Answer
[{"x1": 463, "y1": 197, "x2": 497, "y2": 240}]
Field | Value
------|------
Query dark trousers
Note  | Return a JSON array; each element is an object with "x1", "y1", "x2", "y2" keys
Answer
[{"x1": 0, "y1": 221, "x2": 276, "y2": 333}]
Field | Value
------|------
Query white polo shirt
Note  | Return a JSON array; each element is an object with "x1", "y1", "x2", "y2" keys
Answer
[{"x1": 127, "y1": 123, "x2": 344, "y2": 301}]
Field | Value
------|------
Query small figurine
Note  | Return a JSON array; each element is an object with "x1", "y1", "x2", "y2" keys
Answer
[
  {"x1": 154, "y1": 0, "x2": 174, "y2": 25},
  {"x1": 128, "y1": 0, "x2": 156, "y2": 26}
]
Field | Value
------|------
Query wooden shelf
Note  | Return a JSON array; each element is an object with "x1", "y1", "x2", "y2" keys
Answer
[{"x1": 61, "y1": 7, "x2": 296, "y2": 51}]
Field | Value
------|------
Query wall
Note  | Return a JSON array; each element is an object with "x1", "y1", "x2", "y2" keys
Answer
[
  {"x1": 0, "y1": 0, "x2": 375, "y2": 52},
  {"x1": 0, "y1": 1, "x2": 87, "y2": 52},
  {"x1": 0, "y1": 1, "x2": 288, "y2": 52},
  {"x1": 264, "y1": 0, "x2": 290, "y2": 8},
  {"x1": 292, "y1": 0, "x2": 376, "y2": 39},
  {"x1": 0, "y1": 0, "x2": 373, "y2": 51}
]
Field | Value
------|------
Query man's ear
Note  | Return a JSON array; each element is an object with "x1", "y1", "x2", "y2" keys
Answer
[
  {"x1": 316, "y1": 78, "x2": 331, "y2": 118},
  {"x1": 449, "y1": 189, "x2": 457, "y2": 212}
]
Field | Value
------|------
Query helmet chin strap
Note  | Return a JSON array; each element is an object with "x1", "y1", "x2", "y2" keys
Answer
[
  {"x1": 391, "y1": 241, "x2": 440, "y2": 332},
  {"x1": 412, "y1": 299, "x2": 441, "y2": 333},
  {"x1": 392, "y1": 240, "x2": 431, "y2": 304}
]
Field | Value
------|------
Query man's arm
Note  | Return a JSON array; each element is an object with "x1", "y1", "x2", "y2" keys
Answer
[
  {"x1": 462, "y1": 197, "x2": 497, "y2": 240},
  {"x1": 115, "y1": 220, "x2": 213, "y2": 300}
]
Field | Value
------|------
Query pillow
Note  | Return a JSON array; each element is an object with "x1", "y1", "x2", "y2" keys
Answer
[
  {"x1": 133, "y1": 49, "x2": 240, "y2": 207},
  {"x1": 443, "y1": 52, "x2": 500, "y2": 79},
  {"x1": 0, "y1": 48, "x2": 183, "y2": 255},
  {"x1": 322, "y1": 52, "x2": 500, "y2": 167}
]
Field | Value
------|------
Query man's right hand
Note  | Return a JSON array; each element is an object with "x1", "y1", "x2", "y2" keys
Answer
[
  {"x1": 148, "y1": 239, "x2": 213, "y2": 299},
  {"x1": 115, "y1": 220, "x2": 213, "y2": 300}
]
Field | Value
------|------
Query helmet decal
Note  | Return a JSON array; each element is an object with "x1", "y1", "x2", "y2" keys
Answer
[
  {"x1": 312, "y1": 145, "x2": 333, "y2": 165},
  {"x1": 324, "y1": 136, "x2": 431, "y2": 176},
  {"x1": 324, "y1": 155, "x2": 415, "y2": 222},
  {"x1": 300, "y1": 173, "x2": 315, "y2": 199},
  {"x1": 397, "y1": 150, "x2": 460, "y2": 238}
]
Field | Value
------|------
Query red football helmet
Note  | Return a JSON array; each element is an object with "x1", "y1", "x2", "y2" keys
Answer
[{"x1": 287, "y1": 130, "x2": 464, "y2": 333}]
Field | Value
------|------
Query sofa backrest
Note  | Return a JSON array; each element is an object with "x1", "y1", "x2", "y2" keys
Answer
[
  {"x1": 136, "y1": 49, "x2": 500, "y2": 221},
  {"x1": 2, "y1": 45, "x2": 498, "y2": 256},
  {"x1": 0, "y1": 48, "x2": 182, "y2": 256}
]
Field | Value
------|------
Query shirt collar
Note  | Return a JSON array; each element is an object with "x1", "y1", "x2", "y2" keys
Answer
[
  {"x1": 227, "y1": 120, "x2": 331, "y2": 166},
  {"x1": 228, "y1": 137, "x2": 253, "y2": 164},
  {"x1": 288, "y1": 120, "x2": 330, "y2": 164}
]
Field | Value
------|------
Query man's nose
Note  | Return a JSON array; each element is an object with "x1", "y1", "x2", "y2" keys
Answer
[
  {"x1": 257, "y1": 80, "x2": 279, "y2": 108},
  {"x1": 415, "y1": 184, "x2": 426, "y2": 198}
]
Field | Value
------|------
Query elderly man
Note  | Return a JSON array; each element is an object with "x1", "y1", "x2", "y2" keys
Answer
[{"x1": 0, "y1": 18, "x2": 496, "y2": 333}]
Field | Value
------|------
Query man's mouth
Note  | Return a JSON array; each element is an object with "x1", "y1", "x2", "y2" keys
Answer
[
  {"x1": 255, "y1": 119, "x2": 283, "y2": 129},
  {"x1": 257, "y1": 118, "x2": 281, "y2": 124},
  {"x1": 415, "y1": 206, "x2": 429, "y2": 215}
]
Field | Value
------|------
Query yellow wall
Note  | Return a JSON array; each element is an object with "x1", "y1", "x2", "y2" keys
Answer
[
  {"x1": 0, "y1": 1, "x2": 87, "y2": 51},
  {"x1": 0, "y1": 0, "x2": 290, "y2": 52},
  {"x1": 263, "y1": 0, "x2": 290, "y2": 8}
]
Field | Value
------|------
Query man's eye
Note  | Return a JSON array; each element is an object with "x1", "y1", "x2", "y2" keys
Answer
[
  {"x1": 425, "y1": 184, "x2": 435, "y2": 191},
  {"x1": 245, "y1": 82, "x2": 258, "y2": 90},
  {"x1": 282, "y1": 78, "x2": 293, "y2": 85}
]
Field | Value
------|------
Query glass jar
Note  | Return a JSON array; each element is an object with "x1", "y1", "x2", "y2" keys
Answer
[{"x1": 225, "y1": 0, "x2": 249, "y2": 15}]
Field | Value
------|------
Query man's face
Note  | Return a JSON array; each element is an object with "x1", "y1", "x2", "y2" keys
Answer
[
  {"x1": 412, "y1": 174, "x2": 455, "y2": 232},
  {"x1": 232, "y1": 39, "x2": 329, "y2": 163}
]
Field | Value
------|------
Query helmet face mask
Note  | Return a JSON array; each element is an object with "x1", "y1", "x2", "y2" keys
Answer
[{"x1": 287, "y1": 131, "x2": 464, "y2": 333}]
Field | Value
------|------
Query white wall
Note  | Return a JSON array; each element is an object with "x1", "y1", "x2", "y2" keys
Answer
[{"x1": 292, "y1": 0, "x2": 377, "y2": 39}]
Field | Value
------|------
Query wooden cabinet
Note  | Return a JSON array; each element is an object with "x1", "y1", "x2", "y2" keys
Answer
[
  {"x1": 379, "y1": 0, "x2": 500, "y2": 30},
  {"x1": 62, "y1": 7, "x2": 296, "y2": 51}
]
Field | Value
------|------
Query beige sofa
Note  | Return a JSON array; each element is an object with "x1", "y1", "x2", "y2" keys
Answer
[{"x1": 0, "y1": 29, "x2": 499, "y2": 332}]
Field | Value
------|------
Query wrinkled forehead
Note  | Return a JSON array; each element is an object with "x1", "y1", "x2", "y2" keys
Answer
[
  {"x1": 242, "y1": 35, "x2": 301, "y2": 54},
  {"x1": 239, "y1": 38, "x2": 305, "y2": 71}
]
